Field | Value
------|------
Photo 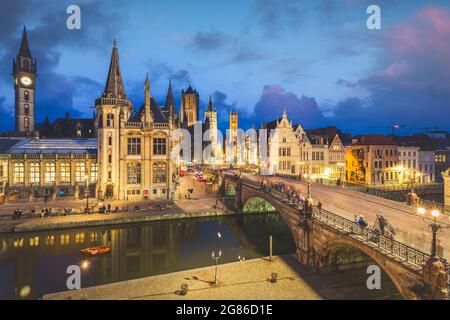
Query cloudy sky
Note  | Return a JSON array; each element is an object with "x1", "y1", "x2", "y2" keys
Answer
[{"x1": 0, "y1": 0, "x2": 449, "y2": 135}]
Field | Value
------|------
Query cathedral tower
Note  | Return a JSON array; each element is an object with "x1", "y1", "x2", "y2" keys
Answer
[
  {"x1": 180, "y1": 86, "x2": 199, "y2": 127},
  {"x1": 95, "y1": 40, "x2": 133, "y2": 200},
  {"x1": 13, "y1": 27, "x2": 36, "y2": 133}
]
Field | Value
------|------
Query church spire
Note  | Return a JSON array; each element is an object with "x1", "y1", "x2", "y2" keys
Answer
[
  {"x1": 19, "y1": 26, "x2": 32, "y2": 59},
  {"x1": 144, "y1": 72, "x2": 150, "y2": 106},
  {"x1": 103, "y1": 39, "x2": 127, "y2": 99},
  {"x1": 164, "y1": 79, "x2": 175, "y2": 110},
  {"x1": 207, "y1": 95, "x2": 215, "y2": 112}
]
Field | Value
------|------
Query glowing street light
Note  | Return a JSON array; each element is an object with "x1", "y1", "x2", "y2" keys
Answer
[{"x1": 417, "y1": 207, "x2": 448, "y2": 258}]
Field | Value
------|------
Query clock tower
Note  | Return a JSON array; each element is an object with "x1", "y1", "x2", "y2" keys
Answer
[{"x1": 13, "y1": 26, "x2": 36, "y2": 133}]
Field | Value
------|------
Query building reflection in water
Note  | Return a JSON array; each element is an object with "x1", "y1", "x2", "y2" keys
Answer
[{"x1": 0, "y1": 214, "x2": 295, "y2": 300}]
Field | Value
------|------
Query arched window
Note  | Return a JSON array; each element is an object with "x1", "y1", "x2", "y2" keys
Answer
[
  {"x1": 29, "y1": 162, "x2": 40, "y2": 184},
  {"x1": 13, "y1": 163, "x2": 25, "y2": 184},
  {"x1": 45, "y1": 162, "x2": 56, "y2": 184},
  {"x1": 24, "y1": 91, "x2": 30, "y2": 101},
  {"x1": 106, "y1": 113, "x2": 114, "y2": 127},
  {"x1": 24, "y1": 104, "x2": 29, "y2": 115},
  {"x1": 152, "y1": 162, "x2": 166, "y2": 184},
  {"x1": 127, "y1": 163, "x2": 141, "y2": 184},
  {"x1": 60, "y1": 162, "x2": 70, "y2": 183},
  {"x1": 24, "y1": 117, "x2": 29, "y2": 129}
]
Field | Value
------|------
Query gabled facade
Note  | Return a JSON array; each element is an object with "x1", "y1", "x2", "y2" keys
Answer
[{"x1": 96, "y1": 42, "x2": 176, "y2": 201}]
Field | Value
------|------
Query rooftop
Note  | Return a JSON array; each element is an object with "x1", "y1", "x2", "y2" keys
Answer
[
  {"x1": 7, "y1": 138, "x2": 97, "y2": 154},
  {"x1": 351, "y1": 134, "x2": 397, "y2": 146}
]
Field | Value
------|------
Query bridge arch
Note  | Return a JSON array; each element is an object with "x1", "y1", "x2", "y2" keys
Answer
[
  {"x1": 240, "y1": 190, "x2": 300, "y2": 246},
  {"x1": 318, "y1": 238, "x2": 417, "y2": 300},
  {"x1": 242, "y1": 196, "x2": 276, "y2": 213}
]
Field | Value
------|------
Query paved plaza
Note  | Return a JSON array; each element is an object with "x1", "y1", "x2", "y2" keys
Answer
[{"x1": 41, "y1": 255, "x2": 340, "y2": 300}]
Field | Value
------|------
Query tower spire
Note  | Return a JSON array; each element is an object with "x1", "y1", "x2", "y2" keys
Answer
[
  {"x1": 144, "y1": 73, "x2": 150, "y2": 106},
  {"x1": 103, "y1": 39, "x2": 127, "y2": 99},
  {"x1": 164, "y1": 78, "x2": 175, "y2": 110},
  {"x1": 207, "y1": 95, "x2": 215, "y2": 112},
  {"x1": 19, "y1": 26, "x2": 32, "y2": 58}
]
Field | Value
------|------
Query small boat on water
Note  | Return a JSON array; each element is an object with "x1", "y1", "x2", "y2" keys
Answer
[{"x1": 81, "y1": 245, "x2": 110, "y2": 256}]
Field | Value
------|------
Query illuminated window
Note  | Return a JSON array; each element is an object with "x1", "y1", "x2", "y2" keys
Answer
[
  {"x1": 29, "y1": 162, "x2": 40, "y2": 184},
  {"x1": 24, "y1": 90, "x2": 30, "y2": 101},
  {"x1": 153, "y1": 162, "x2": 166, "y2": 184},
  {"x1": 60, "y1": 162, "x2": 70, "y2": 183},
  {"x1": 14, "y1": 163, "x2": 25, "y2": 184},
  {"x1": 90, "y1": 163, "x2": 98, "y2": 183},
  {"x1": 24, "y1": 117, "x2": 29, "y2": 129},
  {"x1": 75, "y1": 163, "x2": 86, "y2": 182},
  {"x1": 44, "y1": 162, "x2": 56, "y2": 183},
  {"x1": 24, "y1": 104, "x2": 29, "y2": 115}
]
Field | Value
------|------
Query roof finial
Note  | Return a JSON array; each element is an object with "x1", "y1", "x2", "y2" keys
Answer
[{"x1": 113, "y1": 38, "x2": 117, "y2": 48}]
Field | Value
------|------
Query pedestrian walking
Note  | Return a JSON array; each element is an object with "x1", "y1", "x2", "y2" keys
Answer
[{"x1": 317, "y1": 200, "x2": 322, "y2": 213}]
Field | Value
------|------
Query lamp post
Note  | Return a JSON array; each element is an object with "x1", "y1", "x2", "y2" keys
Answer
[
  {"x1": 211, "y1": 250, "x2": 222, "y2": 285},
  {"x1": 417, "y1": 207, "x2": 448, "y2": 258},
  {"x1": 84, "y1": 175, "x2": 89, "y2": 213}
]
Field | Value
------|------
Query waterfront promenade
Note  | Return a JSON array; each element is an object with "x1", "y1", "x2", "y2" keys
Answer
[
  {"x1": 44, "y1": 255, "x2": 396, "y2": 300},
  {"x1": 0, "y1": 174, "x2": 228, "y2": 233}
]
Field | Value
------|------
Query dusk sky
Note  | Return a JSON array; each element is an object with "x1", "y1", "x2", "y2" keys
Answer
[{"x1": 1, "y1": 0, "x2": 450, "y2": 135}]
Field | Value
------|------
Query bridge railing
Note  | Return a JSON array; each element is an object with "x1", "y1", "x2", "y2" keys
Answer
[
  {"x1": 237, "y1": 177, "x2": 449, "y2": 273},
  {"x1": 312, "y1": 206, "x2": 432, "y2": 269}
]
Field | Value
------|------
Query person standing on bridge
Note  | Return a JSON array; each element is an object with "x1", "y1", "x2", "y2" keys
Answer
[
  {"x1": 357, "y1": 215, "x2": 368, "y2": 227},
  {"x1": 376, "y1": 214, "x2": 386, "y2": 235}
]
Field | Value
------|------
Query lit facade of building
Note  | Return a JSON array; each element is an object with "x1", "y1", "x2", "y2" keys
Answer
[
  {"x1": 346, "y1": 135, "x2": 400, "y2": 185},
  {"x1": 443, "y1": 167, "x2": 450, "y2": 207},
  {"x1": 398, "y1": 146, "x2": 420, "y2": 184},
  {"x1": 418, "y1": 150, "x2": 435, "y2": 183},
  {"x1": 0, "y1": 138, "x2": 97, "y2": 200},
  {"x1": 260, "y1": 111, "x2": 346, "y2": 180},
  {"x1": 95, "y1": 44, "x2": 177, "y2": 201}
]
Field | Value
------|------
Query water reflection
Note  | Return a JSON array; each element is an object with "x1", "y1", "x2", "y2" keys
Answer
[{"x1": 0, "y1": 213, "x2": 295, "y2": 300}]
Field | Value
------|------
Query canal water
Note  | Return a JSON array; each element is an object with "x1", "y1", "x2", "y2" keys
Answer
[{"x1": 0, "y1": 213, "x2": 295, "y2": 300}]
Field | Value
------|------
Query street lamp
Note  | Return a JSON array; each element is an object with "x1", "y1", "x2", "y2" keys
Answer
[
  {"x1": 211, "y1": 250, "x2": 222, "y2": 285},
  {"x1": 84, "y1": 175, "x2": 89, "y2": 213},
  {"x1": 417, "y1": 207, "x2": 448, "y2": 258}
]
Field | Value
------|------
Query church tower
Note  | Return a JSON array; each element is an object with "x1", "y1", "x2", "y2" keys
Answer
[
  {"x1": 204, "y1": 95, "x2": 219, "y2": 163},
  {"x1": 180, "y1": 86, "x2": 199, "y2": 127},
  {"x1": 13, "y1": 27, "x2": 36, "y2": 133},
  {"x1": 95, "y1": 40, "x2": 132, "y2": 200}
]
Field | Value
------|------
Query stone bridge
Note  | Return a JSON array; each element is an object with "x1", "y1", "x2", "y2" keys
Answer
[{"x1": 221, "y1": 174, "x2": 449, "y2": 300}]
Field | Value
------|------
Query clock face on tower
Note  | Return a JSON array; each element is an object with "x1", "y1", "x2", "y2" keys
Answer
[{"x1": 20, "y1": 76, "x2": 32, "y2": 86}]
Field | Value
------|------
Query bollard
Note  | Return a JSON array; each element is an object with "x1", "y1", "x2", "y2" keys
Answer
[{"x1": 269, "y1": 235, "x2": 273, "y2": 261}]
